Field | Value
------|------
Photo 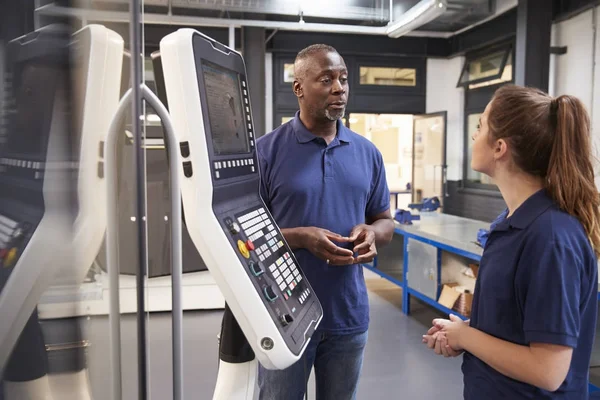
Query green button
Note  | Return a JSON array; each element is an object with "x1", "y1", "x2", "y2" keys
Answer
[{"x1": 287, "y1": 290, "x2": 292, "y2": 297}]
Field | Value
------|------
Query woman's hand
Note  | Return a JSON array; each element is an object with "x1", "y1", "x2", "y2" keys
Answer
[
  {"x1": 432, "y1": 314, "x2": 470, "y2": 352},
  {"x1": 423, "y1": 315, "x2": 468, "y2": 357}
]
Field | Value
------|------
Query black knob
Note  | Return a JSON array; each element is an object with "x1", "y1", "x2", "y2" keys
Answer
[
  {"x1": 179, "y1": 141, "x2": 190, "y2": 158},
  {"x1": 249, "y1": 261, "x2": 263, "y2": 276},
  {"x1": 280, "y1": 314, "x2": 294, "y2": 326},
  {"x1": 229, "y1": 222, "x2": 240, "y2": 235},
  {"x1": 263, "y1": 286, "x2": 278, "y2": 302},
  {"x1": 183, "y1": 161, "x2": 193, "y2": 177}
]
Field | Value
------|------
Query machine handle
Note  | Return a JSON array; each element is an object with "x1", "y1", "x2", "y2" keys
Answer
[
  {"x1": 142, "y1": 84, "x2": 185, "y2": 400},
  {"x1": 106, "y1": 84, "x2": 184, "y2": 400}
]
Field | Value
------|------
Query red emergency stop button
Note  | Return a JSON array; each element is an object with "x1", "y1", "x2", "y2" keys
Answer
[{"x1": 246, "y1": 240, "x2": 255, "y2": 251}]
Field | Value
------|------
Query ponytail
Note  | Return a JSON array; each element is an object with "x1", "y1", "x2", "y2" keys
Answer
[{"x1": 546, "y1": 95, "x2": 600, "y2": 255}]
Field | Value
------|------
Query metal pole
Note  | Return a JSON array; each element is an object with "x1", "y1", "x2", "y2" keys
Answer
[
  {"x1": 106, "y1": 85, "x2": 184, "y2": 400},
  {"x1": 129, "y1": 0, "x2": 149, "y2": 398},
  {"x1": 140, "y1": 85, "x2": 184, "y2": 400},
  {"x1": 105, "y1": 88, "x2": 131, "y2": 400}
]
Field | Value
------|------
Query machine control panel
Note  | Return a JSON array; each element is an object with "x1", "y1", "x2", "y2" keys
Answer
[
  {"x1": 221, "y1": 202, "x2": 322, "y2": 353},
  {"x1": 157, "y1": 28, "x2": 323, "y2": 369}
]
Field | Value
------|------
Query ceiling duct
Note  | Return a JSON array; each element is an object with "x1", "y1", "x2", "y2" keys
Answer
[
  {"x1": 387, "y1": 0, "x2": 447, "y2": 38},
  {"x1": 36, "y1": 0, "x2": 500, "y2": 38},
  {"x1": 169, "y1": 0, "x2": 390, "y2": 23}
]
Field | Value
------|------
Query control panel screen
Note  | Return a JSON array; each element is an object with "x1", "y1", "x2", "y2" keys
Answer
[{"x1": 201, "y1": 60, "x2": 249, "y2": 156}]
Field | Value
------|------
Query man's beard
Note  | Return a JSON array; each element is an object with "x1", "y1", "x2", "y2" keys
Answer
[{"x1": 324, "y1": 107, "x2": 345, "y2": 121}]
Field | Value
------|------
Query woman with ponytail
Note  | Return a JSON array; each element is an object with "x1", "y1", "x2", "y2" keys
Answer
[{"x1": 423, "y1": 84, "x2": 600, "y2": 399}]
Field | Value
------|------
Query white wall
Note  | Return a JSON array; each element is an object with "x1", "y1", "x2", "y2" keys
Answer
[
  {"x1": 552, "y1": 10, "x2": 595, "y2": 112},
  {"x1": 552, "y1": 7, "x2": 600, "y2": 189},
  {"x1": 426, "y1": 57, "x2": 465, "y2": 181}
]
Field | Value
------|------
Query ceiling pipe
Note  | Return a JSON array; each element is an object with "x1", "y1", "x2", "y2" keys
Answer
[
  {"x1": 386, "y1": 0, "x2": 447, "y2": 38},
  {"x1": 35, "y1": 3, "x2": 453, "y2": 38}
]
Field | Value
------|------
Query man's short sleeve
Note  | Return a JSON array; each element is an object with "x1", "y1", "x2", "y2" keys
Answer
[
  {"x1": 517, "y1": 239, "x2": 581, "y2": 348},
  {"x1": 365, "y1": 150, "x2": 390, "y2": 218}
]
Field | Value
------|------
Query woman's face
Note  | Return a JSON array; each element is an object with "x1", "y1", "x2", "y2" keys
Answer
[{"x1": 470, "y1": 101, "x2": 497, "y2": 176}]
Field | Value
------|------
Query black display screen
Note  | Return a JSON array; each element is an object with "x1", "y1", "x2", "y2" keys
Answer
[{"x1": 201, "y1": 60, "x2": 249, "y2": 155}]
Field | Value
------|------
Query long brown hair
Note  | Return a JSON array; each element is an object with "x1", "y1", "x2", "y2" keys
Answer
[{"x1": 488, "y1": 84, "x2": 600, "y2": 255}]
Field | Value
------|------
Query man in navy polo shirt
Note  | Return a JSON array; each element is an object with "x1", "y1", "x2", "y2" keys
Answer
[{"x1": 256, "y1": 44, "x2": 394, "y2": 399}]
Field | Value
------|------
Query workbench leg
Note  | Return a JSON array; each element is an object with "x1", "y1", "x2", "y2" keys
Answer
[
  {"x1": 402, "y1": 235, "x2": 410, "y2": 315},
  {"x1": 436, "y1": 249, "x2": 442, "y2": 300}
]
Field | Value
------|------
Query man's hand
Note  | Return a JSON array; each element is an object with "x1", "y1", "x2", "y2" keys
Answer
[
  {"x1": 298, "y1": 227, "x2": 355, "y2": 266},
  {"x1": 348, "y1": 224, "x2": 377, "y2": 264}
]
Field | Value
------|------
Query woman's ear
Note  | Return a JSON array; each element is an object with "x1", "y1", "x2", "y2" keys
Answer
[{"x1": 494, "y1": 138, "x2": 508, "y2": 161}]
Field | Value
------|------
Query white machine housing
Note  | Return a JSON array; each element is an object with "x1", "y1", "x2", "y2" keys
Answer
[
  {"x1": 69, "y1": 24, "x2": 124, "y2": 286},
  {"x1": 0, "y1": 24, "x2": 124, "y2": 367},
  {"x1": 159, "y1": 28, "x2": 323, "y2": 370}
]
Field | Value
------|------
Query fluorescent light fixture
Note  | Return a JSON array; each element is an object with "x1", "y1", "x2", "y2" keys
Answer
[{"x1": 386, "y1": 0, "x2": 448, "y2": 39}]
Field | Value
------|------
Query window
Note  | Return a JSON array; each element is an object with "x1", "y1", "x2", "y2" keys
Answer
[
  {"x1": 460, "y1": 43, "x2": 513, "y2": 191},
  {"x1": 457, "y1": 45, "x2": 513, "y2": 89},
  {"x1": 359, "y1": 67, "x2": 417, "y2": 87},
  {"x1": 283, "y1": 63, "x2": 295, "y2": 83},
  {"x1": 465, "y1": 113, "x2": 495, "y2": 187}
]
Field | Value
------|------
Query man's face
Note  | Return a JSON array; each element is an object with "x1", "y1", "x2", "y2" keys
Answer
[{"x1": 294, "y1": 51, "x2": 349, "y2": 122}]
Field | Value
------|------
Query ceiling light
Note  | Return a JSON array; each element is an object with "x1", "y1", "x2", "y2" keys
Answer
[{"x1": 386, "y1": 0, "x2": 447, "y2": 39}]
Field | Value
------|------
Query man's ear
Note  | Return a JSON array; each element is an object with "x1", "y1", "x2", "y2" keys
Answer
[{"x1": 293, "y1": 81, "x2": 302, "y2": 98}]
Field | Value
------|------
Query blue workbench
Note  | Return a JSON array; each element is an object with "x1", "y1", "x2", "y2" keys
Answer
[
  {"x1": 364, "y1": 212, "x2": 486, "y2": 319},
  {"x1": 363, "y1": 211, "x2": 600, "y2": 393}
]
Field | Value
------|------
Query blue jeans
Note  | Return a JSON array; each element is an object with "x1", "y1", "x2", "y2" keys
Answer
[{"x1": 258, "y1": 330, "x2": 368, "y2": 400}]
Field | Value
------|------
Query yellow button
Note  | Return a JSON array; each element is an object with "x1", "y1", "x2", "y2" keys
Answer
[
  {"x1": 237, "y1": 240, "x2": 250, "y2": 259},
  {"x1": 4, "y1": 248, "x2": 17, "y2": 268}
]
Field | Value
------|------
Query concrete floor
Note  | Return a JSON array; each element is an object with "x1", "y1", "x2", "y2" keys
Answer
[{"x1": 83, "y1": 269, "x2": 465, "y2": 399}]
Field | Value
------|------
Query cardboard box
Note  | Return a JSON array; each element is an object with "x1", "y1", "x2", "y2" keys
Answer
[{"x1": 438, "y1": 282, "x2": 473, "y2": 317}]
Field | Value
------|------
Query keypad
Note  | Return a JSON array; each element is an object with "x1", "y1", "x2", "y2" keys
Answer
[
  {"x1": 236, "y1": 207, "x2": 306, "y2": 302},
  {"x1": 237, "y1": 207, "x2": 276, "y2": 257},
  {"x1": 266, "y1": 251, "x2": 302, "y2": 297},
  {"x1": 213, "y1": 157, "x2": 255, "y2": 179},
  {"x1": 0, "y1": 214, "x2": 19, "y2": 248}
]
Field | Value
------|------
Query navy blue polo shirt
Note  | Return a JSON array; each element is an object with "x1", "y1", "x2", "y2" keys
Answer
[
  {"x1": 463, "y1": 189, "x2": 598, "y2": 399},
  {"x1": 256, "y1": 112, "x2": 390, "y2": 334}
]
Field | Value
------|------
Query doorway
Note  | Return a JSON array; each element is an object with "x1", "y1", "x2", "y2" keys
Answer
[{"x1": 348, "y1": 113, "x2": 414, "y2": 210}]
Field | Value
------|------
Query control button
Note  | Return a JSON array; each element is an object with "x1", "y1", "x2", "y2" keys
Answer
[
  {"x1": 286, "y1": 289, "x2": 292, "y2": 297},
  {"x1": 11, "y1": 228, "x2": 23, "y2": 240},
  {"x1": 4, "y1": 248, "x2": 17, "y2": 267},
  {"x1": 0, "y1": 249, "x2": 7, "y2": 259},
  {"x1": 179, "y1": 141, "x2": 190, "y2": 158},
  {"x1": 99, "y1": 141, "x2": 105, "y2": 158},
  {"x1": 280, "y1": 314, "x2": 294, "y2": 326},
  {"x1": 249, "y1": 261, "x2": 263, "y2": 276},
  {"x1": 263, "y1": 286, "x2": 278, "y2": 302},
  {"x1": 246, "y1": 240, "x2": 255, "y2": 251},
  {"x1": 229, "y1": 222, "x2": 240, "y2": 235},
  {"x1": 183, "y1": 161, "x2": 193, "y2": 177},
  {"x1": 237, "y1": 240, "x2": 250, "y2": 259}
]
